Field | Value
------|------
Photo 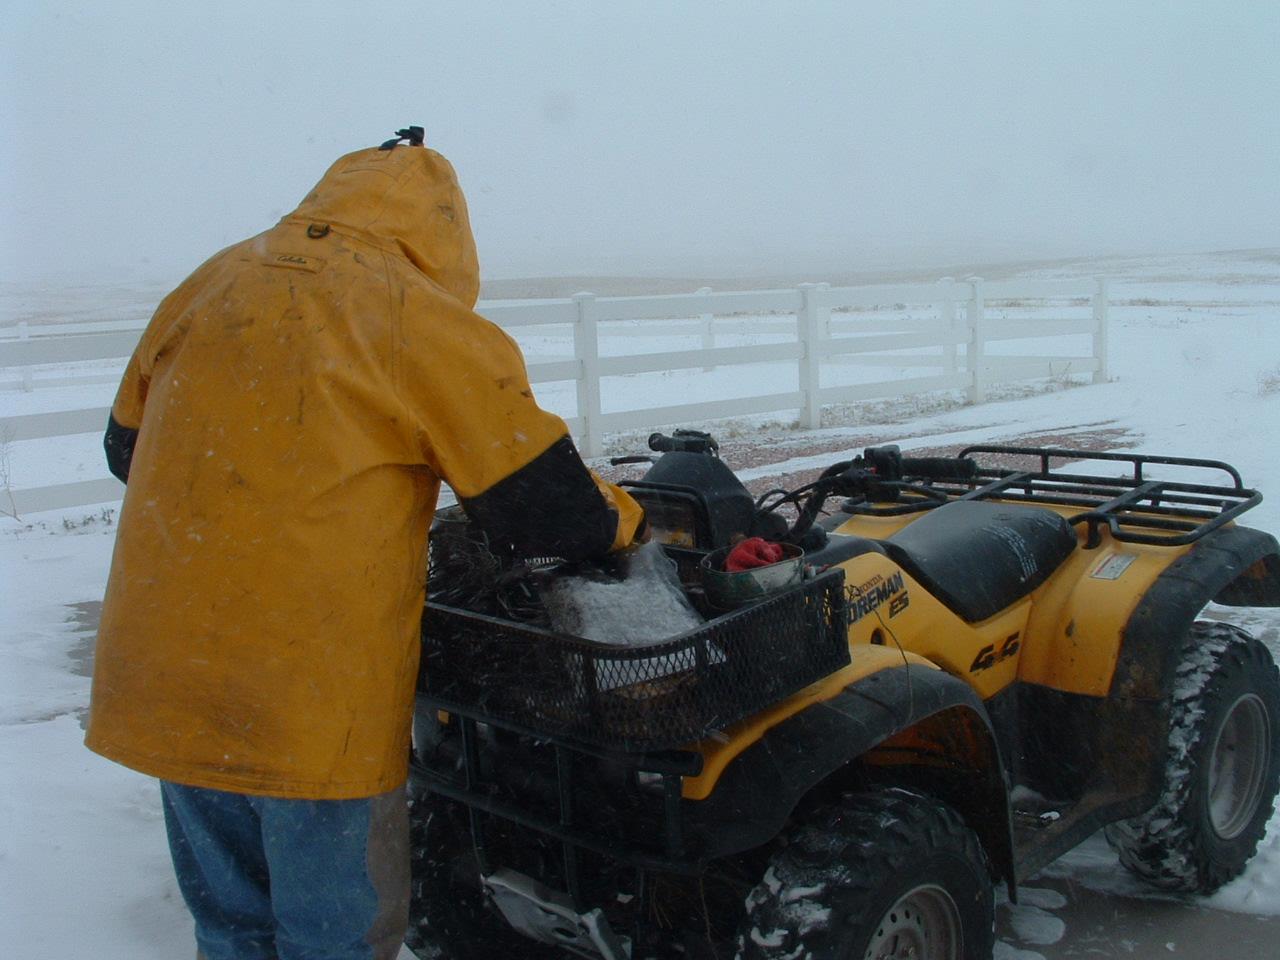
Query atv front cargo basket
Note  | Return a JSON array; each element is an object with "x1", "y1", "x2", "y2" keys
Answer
[{"x1": 419, "y1": 570, "x2": 848, "y2": 751}]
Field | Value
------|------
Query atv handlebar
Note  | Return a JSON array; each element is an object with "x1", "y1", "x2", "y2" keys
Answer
[
  {"x1": 774, "y1": 447, "x2": 975, "y2": 545},
  {"x1": 859, "y1": 445, "x2": 978, "y2": 482},
  {"x1": 622, "y1": 433, "x2": 978, "y2": 547}
]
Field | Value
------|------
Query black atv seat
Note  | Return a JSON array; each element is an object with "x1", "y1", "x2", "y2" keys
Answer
[{"x1": 881, "y1": 500, "x2": 1077, "y2": 623}]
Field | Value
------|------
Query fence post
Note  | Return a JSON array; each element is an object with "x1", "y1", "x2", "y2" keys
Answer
[
  {"x1": 1091, "y1": 277, "x2": 1109, "y2": 384},
  {"x1": 818, "y1": 281, "x2": 832, "y2": 338},
  {"x1": 798, "y1": 283, "x2": 824, "y2": 429},
  {"x1": 697, "y1": 286, "x2": 715, "y2": 372},
  {"x1": 18, "y1": 321, "x2": 34, "y2": 392},
  {"x1": 938, "y1": 277, "x2": 957, "y2": 374},
  {"x1": 966, "y1": 277, "x2": 986, "y2": 404},
  {"x1": 572, "y1": 292, "x2": 603, "y2": 457}
]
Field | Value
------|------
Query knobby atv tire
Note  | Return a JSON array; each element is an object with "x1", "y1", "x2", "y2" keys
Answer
[
  {"x1": 1105, "y1": 620, "x2": 1280, "y2": 893},
  {"x1": 738, "y1": 787, "x2": 995, "y2": 960},
  {"x1": 404, "y1": 793, "x2": 557, "y2": 960}
]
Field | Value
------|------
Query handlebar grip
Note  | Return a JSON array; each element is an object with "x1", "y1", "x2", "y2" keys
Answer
[
  {"x1": 648, "y1": 431, "x2": 718, "y2": 455},
  {"x1": 899, "y1": 456, "x2": 978, "y2": 480}
]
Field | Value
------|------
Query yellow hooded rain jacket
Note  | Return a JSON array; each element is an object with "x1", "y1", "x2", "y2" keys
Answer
[{"x1": 86, "y1": 143, "x2": 642, "y2": 799}]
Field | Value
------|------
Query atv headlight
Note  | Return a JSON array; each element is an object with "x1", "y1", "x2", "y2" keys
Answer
[{"x1": 632, "y1": 494, "x2": 699, "y2": 547}]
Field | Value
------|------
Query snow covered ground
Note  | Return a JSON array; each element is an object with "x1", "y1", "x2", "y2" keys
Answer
[{"x1": 2, "y1": 251, "x2": 1279, "y2": 957}]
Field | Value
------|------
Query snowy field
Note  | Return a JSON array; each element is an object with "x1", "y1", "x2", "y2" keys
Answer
[{"x1": 2, "y1": 250, "x2": 1280, "y2": 957}]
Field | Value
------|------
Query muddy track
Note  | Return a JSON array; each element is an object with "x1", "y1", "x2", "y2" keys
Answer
[{"x1": 594, "y1": 423, "x2": 1142, "y2": 503}]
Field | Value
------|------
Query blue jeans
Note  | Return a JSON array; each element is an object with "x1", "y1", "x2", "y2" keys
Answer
[{"x1": 160, "y1": 782, "x2": 409, "y2": 960}]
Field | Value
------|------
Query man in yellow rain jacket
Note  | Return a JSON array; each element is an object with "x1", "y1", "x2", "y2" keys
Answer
[{"x1": 86, "y1": 127, "x2": 643, "y2": 960}]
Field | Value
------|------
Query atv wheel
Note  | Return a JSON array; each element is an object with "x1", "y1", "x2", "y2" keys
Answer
[
  {"x1": 1105, "y1": 621, "x2": 1280, "y2": 893},
  {"x1": 738, "y1": 787, "x2": 994, "y2": 960},
  {"x1": 404, "y1": 793, "x2": 556, "y2": 960}
]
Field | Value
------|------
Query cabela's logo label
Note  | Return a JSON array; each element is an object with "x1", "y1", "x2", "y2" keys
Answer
[
  {"x1": 847, "y1": 572, "x2": 908, "y2": 622},
  {"x1": 267, "y1": 253, "x2": 325, "y2": 273}
]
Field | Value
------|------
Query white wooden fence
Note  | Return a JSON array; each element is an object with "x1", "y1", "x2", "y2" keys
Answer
[{"x1": 0, "y1": 277, "x2": 1108, "y2": 515}]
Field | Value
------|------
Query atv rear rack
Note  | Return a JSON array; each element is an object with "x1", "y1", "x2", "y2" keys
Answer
[{"x1": 850, "y1": 446, "x2": 1261, "y2": 548}]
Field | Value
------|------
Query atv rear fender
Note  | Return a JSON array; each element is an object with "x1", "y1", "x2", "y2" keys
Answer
[
  {"x1": 1113, "y1": 525, "x2": 1280, "y2": 700},
  {"x1": 682, "y1": 663, "x2": 1016, "y2": 888}
]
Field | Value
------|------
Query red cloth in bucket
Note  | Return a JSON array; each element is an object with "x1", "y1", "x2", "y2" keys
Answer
[{"x1": 725, "y1": 538, "x2": 785, "y2": 572}]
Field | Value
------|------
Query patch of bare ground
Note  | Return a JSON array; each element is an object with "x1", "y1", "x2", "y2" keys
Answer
[
  {"x1": 711, "y1": 433, "x2": 881, "y2": 471},
  {"x1": 597, "y1": 421, "x2": 1143, "y2": 504},
  {"x1": 946, "y1": 424, "x2": 1143, "y2": 471},
  {"x1": 592, "y1": 432, "x2": 865, "y2": 484}
]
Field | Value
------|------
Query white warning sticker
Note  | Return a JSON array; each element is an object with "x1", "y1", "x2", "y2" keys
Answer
[{"x1": 1091, "y1": 553, "x2": 1137, "y2": 580}]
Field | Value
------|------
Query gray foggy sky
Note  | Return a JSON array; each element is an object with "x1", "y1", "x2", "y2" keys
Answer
[{"x1": 4, "y1": 1, "x2": 1278, "y2": 285}]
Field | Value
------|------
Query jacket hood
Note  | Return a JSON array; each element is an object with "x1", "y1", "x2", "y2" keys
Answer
[{"x1": 289, "y1": 145, "x2": 480, "y2": 308}]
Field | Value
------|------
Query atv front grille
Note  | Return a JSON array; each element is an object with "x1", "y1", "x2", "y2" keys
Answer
[{"x1": 419, "y1": 570, "x2": 849, "y2": 751}]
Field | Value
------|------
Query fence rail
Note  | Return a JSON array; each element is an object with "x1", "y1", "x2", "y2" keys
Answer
[{"x1": 1, "y1": 277, "x2": 1108, "y2": 515}]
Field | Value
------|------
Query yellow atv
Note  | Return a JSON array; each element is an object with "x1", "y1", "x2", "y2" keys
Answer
[{"x1": 406, "y1": 431, "x2": 1280, "y2": 960}]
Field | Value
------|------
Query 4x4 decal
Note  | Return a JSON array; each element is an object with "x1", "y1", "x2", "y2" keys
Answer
[{"x1": 970, "y1": 633, "x2": 1021, "y2": 673}]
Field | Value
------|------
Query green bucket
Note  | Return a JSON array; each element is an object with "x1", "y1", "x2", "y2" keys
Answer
[{"x1": 699, "y1": 543, "x2": 805, "y2": 610}]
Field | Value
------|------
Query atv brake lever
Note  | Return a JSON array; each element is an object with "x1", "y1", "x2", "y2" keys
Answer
[
  {"x1": 610, "y1": 455, "x2": 655, "y2": 466},
  {"x1": 832, "y1": 467, "x2": 879, "y2": 498}
]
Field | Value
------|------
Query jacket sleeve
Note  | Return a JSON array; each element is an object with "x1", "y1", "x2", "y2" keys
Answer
[
  {"x1": 104, "y1": 414, "x2": 139, "y2": 483},
  {"x1": 398, "y1": 305, "x2": 643, "y2": 562},
  {"x1": 104, "y1": 347, "x2": 151, "y2": 484}
]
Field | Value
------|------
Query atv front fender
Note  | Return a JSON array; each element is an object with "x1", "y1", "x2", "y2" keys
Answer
[{"x1": 682, "y1": 664, "x2": 1015, "y2": 888}]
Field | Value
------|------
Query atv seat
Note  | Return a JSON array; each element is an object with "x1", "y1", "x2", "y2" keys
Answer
[{"x1": 882, "y1": 500, "x2": 1077, "y2": 623}]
